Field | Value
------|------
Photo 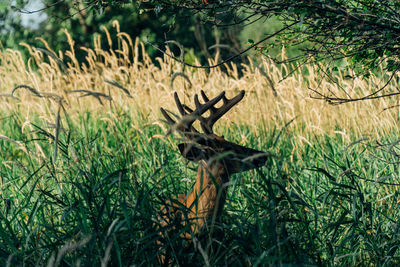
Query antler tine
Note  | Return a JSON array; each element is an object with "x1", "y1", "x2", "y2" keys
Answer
[
  {"x1": 161, "y1": 107, "x2": 199, "y2": 135},
  {"x1": 161, "y1": 91, "x2": 226, "y2": 136},
  {"x1": 200, "y1": 90, "x2": 217, "y2": 113},
  {"x1": 174, "y1": 92, "x2": 187, "y2": 116},
  {"x1": 160, "y1": 107, "x2": 176, "y2": 125},
  {"x1": 200, "y1": 90, "x2": 245, "y2": 134},
  {"x1": 182, "y1": 104, "x2": 193, "y2": 113},
  {"x1": 184, "y1": 91, "x2": 225, "y2": 133},
  {"x1": 193, "y1": 91, "x2": 225, "y2": 116},
  {"x1": 164, "y1": 93, "x2": 196, "y2": 134},
  {"x1": 194, "y1": 94, "x2": 201, "y2": 109}
]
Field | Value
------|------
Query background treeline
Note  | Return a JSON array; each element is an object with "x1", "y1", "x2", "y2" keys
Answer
[{"x1": 1, "y1": 0, "x2": 291, "y2": 65}]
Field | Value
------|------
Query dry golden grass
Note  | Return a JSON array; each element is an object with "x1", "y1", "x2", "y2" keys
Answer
[{"x1": 1, "y1": 21, "x2": 399, "y2": 143}]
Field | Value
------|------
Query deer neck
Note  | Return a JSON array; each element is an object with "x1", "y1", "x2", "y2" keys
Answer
[
  {"x1": 194, "y1": 159, "x2": 229, "y2": 196},
  {"x1": 184, "y1": 160, "x2": 229, "y2": 232}
]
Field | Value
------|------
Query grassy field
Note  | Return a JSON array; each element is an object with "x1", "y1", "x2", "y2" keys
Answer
[{"x1": 1, "y1": 22, "x2": 400, "y2": 266}]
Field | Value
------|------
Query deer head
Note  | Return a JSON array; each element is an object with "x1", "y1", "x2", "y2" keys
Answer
[{"x1": 161, "y1": 90, "x2": 267, "y2": 176}]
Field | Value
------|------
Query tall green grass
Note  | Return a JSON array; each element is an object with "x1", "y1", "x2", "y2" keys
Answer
[{"x1": 1, "y1": 108, "x2": 400, "y2": 265}]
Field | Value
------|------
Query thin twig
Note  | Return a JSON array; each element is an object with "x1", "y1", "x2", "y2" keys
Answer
[{"x1": 145, "y1": 21, "x2": 299, "y2": 69}]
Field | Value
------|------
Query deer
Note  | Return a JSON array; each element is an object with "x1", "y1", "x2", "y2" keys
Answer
[{"x1": 157, "y1": 90, "x2": 268, "y2": 264}]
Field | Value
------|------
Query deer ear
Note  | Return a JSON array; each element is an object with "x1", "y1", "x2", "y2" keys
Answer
[{"x1": 178, "y1": 143, "x2": 204, "y2": 161}]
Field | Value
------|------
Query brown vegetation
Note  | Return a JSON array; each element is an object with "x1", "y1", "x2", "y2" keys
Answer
[{"x1": 1, "y1": 21, "x2": 399, "y2": 143}]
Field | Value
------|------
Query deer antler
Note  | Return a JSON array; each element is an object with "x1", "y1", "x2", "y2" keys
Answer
[
  {"x1": 198, "y1": 90, "x2": 245, "y2": 134},
  {"x1": 160, "y1": 90, "x2": 245, "y2": 136}
]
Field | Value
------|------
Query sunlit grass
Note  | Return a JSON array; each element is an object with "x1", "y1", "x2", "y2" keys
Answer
[{"x1": 1, "y1": 22, "x2": 399, "y2": 143}]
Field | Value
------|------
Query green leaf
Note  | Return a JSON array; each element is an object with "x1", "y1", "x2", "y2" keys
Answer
[{"x1": 0, "y1": 1, "x2": 8, "y2": 10}]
